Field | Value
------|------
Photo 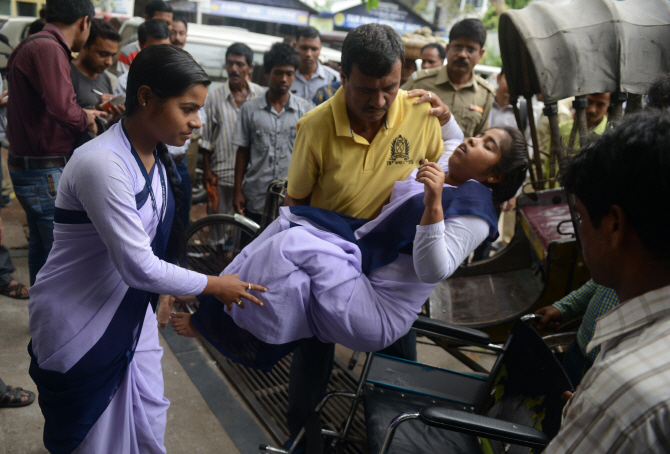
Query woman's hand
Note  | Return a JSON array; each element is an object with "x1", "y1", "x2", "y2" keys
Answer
[
  {"x1": 203, "y1": 273, "x2": 267, "y2": 311},
  {"x1": 407, "y1": 89, "x2": 451, "y2": 125},
  {"x1": 416, "y1": 161, "x2": 446, "y2": 226}
]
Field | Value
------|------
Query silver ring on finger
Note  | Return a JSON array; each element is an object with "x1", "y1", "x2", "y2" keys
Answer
[
  {"x1": 428, "y1": 92, "x2": 432, "y2": 99},
  {"x1": 247, "y1": 282, "x2": 252, "y2": 291},
  {"x1": 236, "y1": 299, "x2": 242, "y2": 306}
]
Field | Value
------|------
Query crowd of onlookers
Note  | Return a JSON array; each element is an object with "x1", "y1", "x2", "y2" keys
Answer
[{"x1": 2, "y1": 0, "x2": 670, "y2": 452}]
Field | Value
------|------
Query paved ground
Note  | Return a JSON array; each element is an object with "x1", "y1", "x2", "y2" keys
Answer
[
  {"x1": 0, "y1": 195, "x2": 256, "y2": 454},
  {"x1": 0, "y1": 178, "x2": 495, "y2": 454}
]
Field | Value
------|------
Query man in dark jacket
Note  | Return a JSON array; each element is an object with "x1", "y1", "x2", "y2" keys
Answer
[{"x1": 6, "y1": 0, "x2": 104, "y2": 284}]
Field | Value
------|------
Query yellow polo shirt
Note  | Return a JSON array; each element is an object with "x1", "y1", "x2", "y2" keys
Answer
[{"x1": 287, "y1": 88, "x2": 444, "y2": 219}]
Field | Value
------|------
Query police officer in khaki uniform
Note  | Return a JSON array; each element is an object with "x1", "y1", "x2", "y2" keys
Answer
[{"x1": 404, "y1": 18, "x2": 494, "y2": 138}]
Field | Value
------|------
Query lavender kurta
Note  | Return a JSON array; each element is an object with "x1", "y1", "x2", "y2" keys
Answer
[
  {"x1": 191, "y1": 117, "x2": 494, "y2": 365},
  {"x1": 28, "y1": 122, "x2": 207, "y2": 453},
  {"x1": 198, "y1": 174, "x2": 492, "y2": 354}
]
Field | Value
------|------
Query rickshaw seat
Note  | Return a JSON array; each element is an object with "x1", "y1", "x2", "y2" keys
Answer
[{"x1": 518, "y1": 203, "x2": 573, "y2": 256}]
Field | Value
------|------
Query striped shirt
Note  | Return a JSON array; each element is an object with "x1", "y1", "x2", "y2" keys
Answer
[
  {"x1": 544, "y1": 284, "x2": 670, "y2": 453},
  {"x1": 116, "y1": 41, "x2": 140, "y2": 75},
  {"x1": 553, "y1": 279, "x2": 619, "y2": 362},
  {"x1": 199, "y1": 80, "x2": 264, "y2": 186}
]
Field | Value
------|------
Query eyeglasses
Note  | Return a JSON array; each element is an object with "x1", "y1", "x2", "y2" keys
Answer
[{"x1": 449, "y1": 44, "x2": 480, "y2": 55}]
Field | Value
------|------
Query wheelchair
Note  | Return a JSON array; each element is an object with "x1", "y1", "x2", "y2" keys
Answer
[{"x1": 260, "y1": 315, "x2": 572, "y2": 454}]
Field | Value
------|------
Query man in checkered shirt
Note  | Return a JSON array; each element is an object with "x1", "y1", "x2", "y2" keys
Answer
[{"x1": 544, "y1": 109, "x2": 670, "y2": 453}]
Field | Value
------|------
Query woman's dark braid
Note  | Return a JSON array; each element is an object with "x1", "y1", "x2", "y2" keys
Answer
[{"x1": 156, "y1": 142, "x2": 186, "y2": 264}]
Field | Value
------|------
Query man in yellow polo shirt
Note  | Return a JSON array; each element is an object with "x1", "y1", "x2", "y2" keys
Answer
[
  {"x1": 286, "y1": 38, "x2": 444, "y2": 219},
  {"x1": 283, "y1": 23, "x2": 451, "y2": 450}
]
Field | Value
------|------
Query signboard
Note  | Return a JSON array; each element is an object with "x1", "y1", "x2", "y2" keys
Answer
[
  {"x1": 206, "y1": 0, "x2": 309, "y2": 26},
  {"x1": 94, "y1": 0, "x2": 135, "y2": 17},
  {"x1": 332, "y1": 1, "x2": 429, "y2": 34},
  {"x1": 169, "y1": 1, "x2": 198, "y2": 13}
]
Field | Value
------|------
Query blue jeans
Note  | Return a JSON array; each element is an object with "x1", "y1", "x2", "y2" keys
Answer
[{"x1": 10, "y1": 167, "x2": 61, "y2": 284}]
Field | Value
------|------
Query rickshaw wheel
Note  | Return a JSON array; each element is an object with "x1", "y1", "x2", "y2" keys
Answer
[{"x1": 184, "y1": 214, "x2": 258, "y2": 275}]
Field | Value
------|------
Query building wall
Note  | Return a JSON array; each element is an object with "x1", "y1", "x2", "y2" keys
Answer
[{"x1": 0, "y1": 0, "x2": 45, "y2": 17}]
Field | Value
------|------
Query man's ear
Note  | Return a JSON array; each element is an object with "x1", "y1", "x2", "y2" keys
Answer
[
  {"x1": 608, "y1": 205, "x2": 627, "y2": 250},
  {"x1": 340, "y1": 71, "x2": 347, "y2": 88},
  {"x1": 78, "y1": 16, "x2": 89, "y2": 33}
]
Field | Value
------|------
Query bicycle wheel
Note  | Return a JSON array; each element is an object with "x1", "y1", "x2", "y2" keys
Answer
[{"x1": 184, "y1": 214, "x2": 259, "y2": 275}]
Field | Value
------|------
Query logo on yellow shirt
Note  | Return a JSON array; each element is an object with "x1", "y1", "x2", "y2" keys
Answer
[{"x1": 388, "y1": 135, "x2": 413, "y2": 166}]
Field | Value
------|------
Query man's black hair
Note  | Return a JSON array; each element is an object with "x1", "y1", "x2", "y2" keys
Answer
[
  {"x1": 560, "y1": 109, "x2": 670, "y2": 259},
  {"x1": 263, "y1": 42, "x2": 300, "y2": 71},
  {"x1": 85, "y1": 18, "x2": 121, "y2": 47},
  {"x1": 45, "y1": 0, "x2": 94, "y2": 25},
  {"x1": 145, "y1": 0, "x2": 173, "y2": 17},
  {"x1": 421, "y1": 42, "x2": 446, "y2": 60},
  {"x1": 28, "y1": 19, "x2": 45, "y2": 35},
  {"x1": 486, "y1": 126, "x2": 528, "y2": 204},
  {"x1": 226, "y1": 42, "x2": 253, "y2": 66},
  {"x1": 173, "y1": 18, "x2": 188, "y2": 30},
  {"x1": 449, "y1": 18, "x2": 487, "y2": 48},
  {"x1": 138, "y1": 19, "x2": 170, "y2": 47},
  {"x1": 646, "y1": 73, "x2": 670, "y2": 109},
  {"x1": 341, "y1": 23, "x2": 404, "y2": 78},
  {"x1": 296, "y1": 26, "x2": 320, "y2": 41}
]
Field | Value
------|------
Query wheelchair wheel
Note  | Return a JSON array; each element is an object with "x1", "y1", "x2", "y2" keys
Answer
[{"x1": 184, "y1": 214, "x2": 259, "y2": 275}]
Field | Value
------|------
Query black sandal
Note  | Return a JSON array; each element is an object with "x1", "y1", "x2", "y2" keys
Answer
[
  {"x1": 0, "y1": 281, "x2": 29, "y2": 299},
  {"x1": 0, "y1": 385, "x2": 35, "y2": 408}
]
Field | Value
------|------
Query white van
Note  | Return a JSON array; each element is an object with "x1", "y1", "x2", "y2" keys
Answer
[
  {"x1": 0, "y1": 16, "x2": 41, "y2": 72},
  {"x1": 118, "y1": 18, "x2": 341, "y2": 88}
]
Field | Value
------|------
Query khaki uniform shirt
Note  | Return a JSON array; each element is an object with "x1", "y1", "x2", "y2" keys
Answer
[{"x1": 403, "y1": 65, "x2": 494, "y2": 138}]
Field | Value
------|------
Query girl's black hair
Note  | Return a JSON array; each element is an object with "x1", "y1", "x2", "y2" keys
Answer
[
  {"x1": 125, "y1": 44, "x2": 211, "y2": 264},
  {"x1": 484, "y1": 126, "x2": 529, "y2": 204}
]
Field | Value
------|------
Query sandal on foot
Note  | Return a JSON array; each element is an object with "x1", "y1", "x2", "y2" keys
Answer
[
  {"x1": 0, "y1": 281, "x2": 29, "y2": 299},
  {"x1": 0, "y1": 385, "x2": 35, "y2": 408}
]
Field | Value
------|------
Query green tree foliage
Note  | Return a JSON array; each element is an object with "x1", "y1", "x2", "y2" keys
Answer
[
  {"x1": 365, "y1": 0, "x2": 379, "y2": 11},
  {"x1": 481, "y1": 0, "x2": 533, "y2": 31}
]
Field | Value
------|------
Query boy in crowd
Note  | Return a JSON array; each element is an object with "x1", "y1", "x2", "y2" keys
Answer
[{"x1": 233, "y1": 43, "x2": 314, "y2": 224}]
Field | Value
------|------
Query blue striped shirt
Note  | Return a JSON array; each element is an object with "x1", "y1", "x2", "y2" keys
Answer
[{"x1": 200, "y1": 80, "x2": 265, "y2": 186}]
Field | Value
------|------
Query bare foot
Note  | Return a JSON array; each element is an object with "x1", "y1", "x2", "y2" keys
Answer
[{"x1": 171, "y1": 312, "x2": 202, "y2": 338}]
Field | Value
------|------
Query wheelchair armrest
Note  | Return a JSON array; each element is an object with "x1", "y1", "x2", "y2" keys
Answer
[
  {"x1": 419, "y1": 407, "x2": 551, "y2": 449},
  {"x1": 412, "y1": 316, "x2": 491, "y2": 346}
]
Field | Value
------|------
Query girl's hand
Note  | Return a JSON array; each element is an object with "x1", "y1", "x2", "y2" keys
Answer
[
  {"x1": 416, "y1": 160, "x2": 445, "y2": 208},
  {"x1": 204, "y1": 273, "x2": 267, "y2": 311}
]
